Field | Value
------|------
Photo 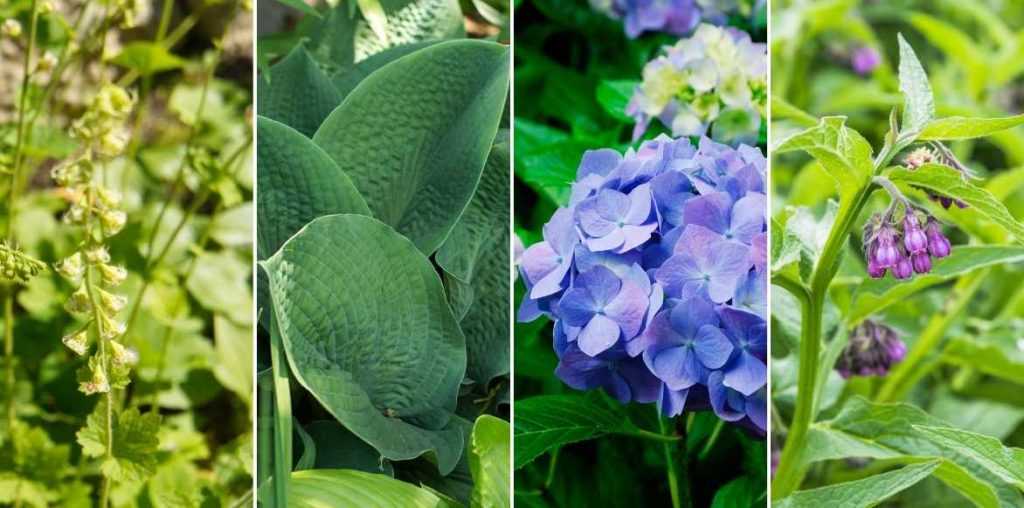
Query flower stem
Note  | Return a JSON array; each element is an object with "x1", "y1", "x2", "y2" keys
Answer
[
  {"x1": 658, "y1": 414, "x2": 690, "y2": 508},
  {"x1": 698, "y1": 419, "x2": 724, "y2": 461},
  {"x1": 4, "y1": 293, "x2": 14, "y2": 432},
  {"x1": 875, "y1": 271, "x2": 986, "y2": 402}
]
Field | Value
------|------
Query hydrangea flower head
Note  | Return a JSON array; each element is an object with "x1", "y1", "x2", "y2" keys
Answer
[
  {"x1": 627, "y1": 25, "x2": 767, "y2": 145},
  {"x1": 519, "y1": 135, "x2": 767, "y2": 433}
]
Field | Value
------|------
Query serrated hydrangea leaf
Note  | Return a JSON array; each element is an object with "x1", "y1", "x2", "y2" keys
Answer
[
  {"x1": 256, "y1": 116, "x2": 369, "y2": 330},
  {"x1": 513, "y1": 394, "x2": 632, "y2": 469},
  {"x1": 775, "y1": 117, "x2": 873, "y2": 200},
  {"x1": 257, "y1": 45, "x2": 342, "y2": 138},
  {"x1": 287, "y1": 469, "x2": 447, "y2": 508},
  {"x1": 469, "y1": 415, "x2": 510, "y2": 508},
  {"x1": 889, "y1": 164, "x2": 1024, "y2": 243},
  {"x1": 263, "y1": 214, "x2": 467, "y2": 474},
  {"x1": 847, "y1": 246, "x2": 1024, "y2": 323},
  {"x1": 896, "y1": 34, "x2": 935, "y2": 139},
  {"x1": 917, "y1": 114, "x2": 1024, "y2": 140},
  {"x1": 313, "y1": 40, "x2": 509, "y2": 255},
  {"x1": 304, "y1": 420, "x2": 394, "y2": 475},
  {"x1": 774, "y1": 461, "x2": 940, "y2": 508},
  {"x1": 76, "y1": 400, "x2": 161, "y2": 483},
  {"x1": 914, "y1": 426, "x2": 1024, "y2": 489},
  {"x1": 437, "y1": 136, "x2": 510, "y2": 384},
  {"x1": 352, "y1": 0, "x2": 464, "y2": 62},
  {"x1": 801, "y1": 397, "x2": 1022, "y2": 507}
]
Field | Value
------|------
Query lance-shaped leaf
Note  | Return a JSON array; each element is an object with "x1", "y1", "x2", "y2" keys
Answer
[
  {"x1": 773, "y1": 461, "x2": 940, "y2": 508},
  {"x1": 258, "y1": 46, "x2": 342, "y2": 138},
  {"x1": 896, "y1": 33, "x2": 934, "y2": 140},
  {"x1": 918, "y1": 114, "x2": 1024, "y2": 141},
  {"x1": 775, "y1": 117, "x2": 873, "y2": 201},
  {"x1": 469, "y1": 415, "x2": 510, "y2": 508},
  {"x1": 263, "y1": 214, "x2": 467, "y2": 474},
  {"x1": 313, "y1": 40, "x2": 510, "y2": 255},
  {"x1": 914, "y1": 426, "x2": 1024, "y2": 489},
  {"x1": 288, "y1": 469, "x2": 448, "y2": 507},
  {"x1": 889, "y1": 164, "x2": 1024, "y2": 244},
  {"x1": 437, "y1": 134, "x2": 510, "y2": 385}
]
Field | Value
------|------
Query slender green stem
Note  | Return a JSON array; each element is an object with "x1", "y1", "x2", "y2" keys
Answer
[
  {"x1": 698, "y1": 419, "x2": 724, "y2": 461},
  {"x1": 268, "y1": 312, "x2": 292, "y2": 505},
  {"x1": 658, "y1": 415, "x2": 690, "y2": 508},
  {"x1": 875, "y1": 271, "x2": 987, "y2": 402},
  {"x1": 4, "y1": 293, "x2": 14, "y2": 432},
  {"x1": 615, "y1": 428, "x2": 683, "y2": 443},
  {"x1": 25, "y1": 1, "x2": 88, "y2": 128}
]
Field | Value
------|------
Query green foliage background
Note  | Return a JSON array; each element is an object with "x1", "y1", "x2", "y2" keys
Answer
[
  {"x1": 771, "y1": 0, "x2": 1024, "y2": 506},
  {"x1": 513, "y1": 0, "x2": 768, "y2": 506}
]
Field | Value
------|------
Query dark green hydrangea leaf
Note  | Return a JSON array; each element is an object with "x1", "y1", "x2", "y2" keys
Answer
[
  {"x1": 263, "y1": 214, "x2": 467, "y2": 474},
  {"x1": 313, "y1": 40, "x2": 510, "y2": 255}
]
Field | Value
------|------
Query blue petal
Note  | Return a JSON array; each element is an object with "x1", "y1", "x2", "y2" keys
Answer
[
  {"x1": 722, "y1": 351, "x2": 766, "y2": 396},
  {"x1": 578, "y1": 314, "x2": 621, "y2": 357},
  {"x1": 693, "y1": 324, "x2": 733, "y2": 369}
]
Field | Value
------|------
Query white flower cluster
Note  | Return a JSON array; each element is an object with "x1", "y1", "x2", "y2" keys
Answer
[{"x1": 627, "y1": 24, "x2": 767, "y2": 145}]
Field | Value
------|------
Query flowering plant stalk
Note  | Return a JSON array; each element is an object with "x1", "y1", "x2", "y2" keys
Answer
[{"x1": 770, "y1": 29, "x2": 1024, "y2": 505}]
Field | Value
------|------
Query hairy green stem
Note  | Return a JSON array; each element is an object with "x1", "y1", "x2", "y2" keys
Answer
[
  {"x1": 875, "y1": 271, "x2": 987, "y2": 402},
  {"x1": 658, "y1": 415, "x2": 691, "y2": 508}
]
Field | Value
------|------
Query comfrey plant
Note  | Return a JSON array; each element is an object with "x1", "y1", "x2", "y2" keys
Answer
[
  {"x1": 627, "y1": 24, "x2": 766, "y2": 145},
  {"x1": 771, "y1": 34, "x2": 1024, "y2": 505},
  {"x1": 519, "y1": 134, "x2": 767, "y2": 433}
]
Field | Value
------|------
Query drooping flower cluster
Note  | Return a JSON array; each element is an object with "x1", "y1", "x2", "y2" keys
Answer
[
  {"x1": 53, "y1": 83, "x2": 136, "y2": 395},
  {"x1": 590, "y1": 0, "x2": 746, "y2": 39},
  {"x1": 519, "y1": 134, "x2": 767, "y2": 433},
  {"x1": 863, "y1": 208, "x2": 950, "y2": 280},
  {"x1": 835, "y1": 320, "x2": 906, "y2": 378},
  {"x1": 627, "y1": 24, "x2": 766, "y2": 146}
]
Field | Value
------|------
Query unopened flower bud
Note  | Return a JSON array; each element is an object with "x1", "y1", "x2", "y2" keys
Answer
[
  {"x1": 0, "y1": 243, "x2": 46, "y2": 283},
  {"x1": 836, "y1": 320, "x2": 906, "y2": 378},
  {"x1": 911, "y1": 252, "x2": 931, "y2": 274},
  {"x1": 892, "y1": 252, "x2": 913, "y2": 280},
  {"x1": 36, "y1": 51, "x2": 56, "y2": 72},
  {"x1": 62, "y1": 329, "x2": 89, "y2": 356},
  {"x1": 903, "y1": 147, "x2": 935, "y2": 170},
  {"x1": 55, "y1": 252, "x2": 85, "y2": 282},
  {"x1": 98, "y1": 129, "x2": 129, "y2": 157},
  {"x1": 97, "y1": 188, "x2": 121, "y2": 208},
  {"x1": 925, "y1": 218, "x2": 951, "y2": 258},
  {"x1": 867, "y1": 221, "x2": 899, "y2": 268},
  {"x1": 3, "y1": 19, "x2": 22, "y2": 38},
  {"x1": 39, "y1": 2, "x2": 54, "y2": 15},
  {"x1": 100, "y1": 209, "x2": 126, "y2": 236},
  {"x1": 99, "y1": 264, "x2": 127, "y2": 286},
  {"x1": 902, "y1": 212, "x2": 928, "y2": 254},
  {"x1": 109, "y1": 340, "x2": 138, "y2": 366},
  {"x1": 96, "y1": 84, "x2": 133, "y2": 118}
]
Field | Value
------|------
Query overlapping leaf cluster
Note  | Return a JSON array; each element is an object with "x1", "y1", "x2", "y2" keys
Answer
[
  {"x1": 770, "y1": 1, "x2": 1024, "y2": 506},
  {"x1": 256, "y1": 1, "x2": 510, "y2": 505}
]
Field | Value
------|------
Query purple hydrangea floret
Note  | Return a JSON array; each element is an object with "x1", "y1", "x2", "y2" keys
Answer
[
  {"x1": 590, "y1": 0, "x2": 726, "y2": 39},
  {"x1": 519, "y1": 135, "x2": 767, "y2": 434}
]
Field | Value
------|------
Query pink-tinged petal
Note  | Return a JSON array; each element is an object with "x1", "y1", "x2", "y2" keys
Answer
[
  {"x1": 604, "y1": 280, "x2": 649, "y2": 339},
  {"x1": 729, "y1": 193, "x2": 766, "y2": 244},
  {"x1": 530, "y1": 256, "x2": 571, "y2": 299},
  {"x1": 723, "y1": 352, "x2": 766, "y2": 396},
  {"x1": 545, "y1": 207, "x2": 579, "y2": 254},
  {"x1": 577, "y1": 205, "x2": 617, "y2": 237},
  {"x1": 693, "y1": 325, "x2": 733, "y2": 369},
  {"x1": 673, "y1": 224, "x2": 720, "y2": 258},
  {"x1": 587, "y1": 227, "x2": 625, "y2": 252},
  {"x1": 578, "y1": 314, "x2": 620, "y2": 356},
  {"x1": 519, "y1": 242, "x2": 558, "y2": 285}
]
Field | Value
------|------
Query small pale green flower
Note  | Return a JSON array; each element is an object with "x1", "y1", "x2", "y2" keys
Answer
[
  {"x1": 62, "y1": 329, "x2": 89, "y2": 356},
  {"x1": 99, "y1": 264, "x2": 127, "y2": 287},
  {"x1": 56, "y1": 252, "x2": 85, "y2": 282}
]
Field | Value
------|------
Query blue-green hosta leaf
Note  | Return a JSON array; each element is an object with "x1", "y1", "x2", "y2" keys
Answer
[
  {"x1": 889, "y1": 164, "x2": 1024, "y2": 244},
  {"x1": 257, "y1": 46, "x2": 342, "y2": 138},
  {"x1": 896, "y1": 33, "x2": 934, "y2": 140},
  {"x1": 438, "y1": 135, "x2": 510, "y2": 385},
  {"x1": 263, "y1": 214, "x2": 467, "y2": 474},
  {"x1": 802, "y1": 397, "x2": 1020, "y2": 507},
  {"x1": 775, "y1": 117, "x2": 873, "y2": 201},
  {"x1": 914, "y1": 426, "x2": 1024, "y2": 490},
  {"x1": 77, "y1": 400, "x2": 161, "y2": 483},
  {"x1": 847, "y1": 246, "x2": 1024, "y2": 324},
  {"x1": 313, "y1": 40, "x2": 509, "y2": 255},
  {"x1": 332, "y1": 41, "x2": 438, "y2": 100},
  {"x1": 256, "y1": 116, "x2": 369, "y2": 329},
  {"x1": 469, "y1": 416, "x2": 510, "y2": 508},
  {"x1": 352, "y1": 0, "x2": 465, "y2": 62},
  {"x1": 774, "y1": 461, "x2": 940, "y2": 508},
  {"x1": 288, "y1": 469, "x2": 448, "y2": 507},
  {"x1": 918, "y1": 115, "x2": 1024, "y2": 141},
  {"x1": 513, "y1": 394, "x2": 632, "y2": 469},
  {"x1": 304, "y1": 420, "x2": 394, "y2": 476}
]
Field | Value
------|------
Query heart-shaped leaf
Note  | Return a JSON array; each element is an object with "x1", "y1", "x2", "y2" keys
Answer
[
  {"x1": 313, "y1": 39, "x2": 510, "y2": 255},
  {"x1": 263, "y1": 214, "x2": 467, "y2": 474}
]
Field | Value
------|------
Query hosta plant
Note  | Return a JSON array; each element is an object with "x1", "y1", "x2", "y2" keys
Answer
[
  {"x1": 771, "y1": 4, "x2": 1024, "y2": 504},
  {"x1": 256, "y1": 1, "x2": 510, "y2": 506},
  {"x1": 0, "y1": 1, "x2": 254, "y2": 506}
]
